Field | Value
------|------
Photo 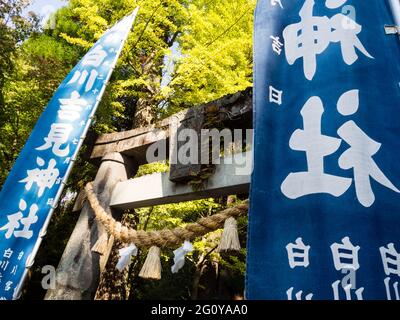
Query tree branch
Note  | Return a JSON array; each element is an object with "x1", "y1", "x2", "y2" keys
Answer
[
  {"x1": 131, "y1": 1, "x2": 164, "y2": 52},
  {"x1": 205, "y1": 7, "x2": 252, "y2": 48}
]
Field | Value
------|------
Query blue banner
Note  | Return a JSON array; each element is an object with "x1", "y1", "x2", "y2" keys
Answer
[
  {"x1": 0, "y1": 9, "x2": 138, "y2": 300},
  {"x1": 247, "y1": 0, "x2": 400, "y2": 300}
]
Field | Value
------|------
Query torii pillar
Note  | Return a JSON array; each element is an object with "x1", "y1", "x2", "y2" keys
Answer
[{"x1": 45, "y1": 152, "x2": 137, "y2": 300}]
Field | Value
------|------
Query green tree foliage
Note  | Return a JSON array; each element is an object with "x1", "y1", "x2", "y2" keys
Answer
[
  {"x1": 0, "y1": 33, "x2": 79, "y2": 184},
  {"x1": 0, "y1": 0, "x2": 39, "y2": 181},
  {"x1": 164, "y1": 0, "x2": 255, "y2": 112},
  {"x1": 0, "y1": 1, "x2": 38, "y2": 107},
  {"x1": 48, "y1": 0, "x2": 190, "y2": 130},
  {"x1": 0, "y1": 0, "x2": 255, "y2": 186}
]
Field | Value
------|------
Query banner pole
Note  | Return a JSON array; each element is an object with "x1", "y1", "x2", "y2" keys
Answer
[
  {"x1": 388, "y1": 0, "x2": 400, "y2": 38},
  {"x1": 389, "y1": 0, "x2": 400, "y2": 26}
]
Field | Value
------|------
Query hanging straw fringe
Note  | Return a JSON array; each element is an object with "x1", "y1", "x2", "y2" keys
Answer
[
  {"x1": 218, "y1": 217, "x2": 241, "y2": 252},
  {"x1": 91, "y1": 233, "x2": 109, "y2": 255},
  {"x1": 139, "y1": 246, "x2": 162, "y2": 280}
]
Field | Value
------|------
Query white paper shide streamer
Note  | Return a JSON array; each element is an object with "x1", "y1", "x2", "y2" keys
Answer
[
  {"x1": 171, "y1": 241, "x2": 194, "y2": 274},
  {"x1": 116, "y1": 243, "x2": 138, "y2": 272}
]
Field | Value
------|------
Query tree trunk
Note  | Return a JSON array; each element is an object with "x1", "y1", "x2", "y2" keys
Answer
[
  {"x1": 94, "y1": 212, "x2": 138, "y2": 300},
  {"x1": 191, "y1": 264, "x2": 207, "y2": 300}
]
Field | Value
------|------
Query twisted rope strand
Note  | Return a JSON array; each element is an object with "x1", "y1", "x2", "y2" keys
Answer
[{"x1": 85, "y1": 182, "x2": 248, "y2": 248}]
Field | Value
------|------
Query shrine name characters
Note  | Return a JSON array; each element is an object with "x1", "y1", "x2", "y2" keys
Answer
[
  {"x1": 285, "y1": 237, "x2": 400, "y2": 300},
  {"x1": 0, "y1": 45, "x2": 111, "y2": 241},
  {"x1": 0, "y1": 11, "x2": 139, "y2": 299},
  {"x1": 259, "y1": 0, "x2": 400, "y2": 301},
  {"x1": 0, "y1": 30, "x2": 125, "y2": 297},
  {"x1": 0, "y1": 249, "x2": 25, "y2": 299},
  {"x1": 268, "y1": 0, "x2": 399, "y2": 208}
]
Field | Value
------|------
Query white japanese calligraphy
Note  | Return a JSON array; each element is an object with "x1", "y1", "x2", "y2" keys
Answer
[
  {"x1": 270, "y1": 35, "x2": 284, "y2": 55},
  {"x1": 4, "y1": 281, "x2": 12, "y2": 292},
  {"x1": 331, "y1": 237, "x2": 360, "y2": 271},
  {"x1": 269, "y1": 85, "x2": 283, "y2": 105},
  {"x1": 82, "y1": 45, "x2": 107, "y2": 67},
  {"x1": 36, "y1": 123, "x2": 73, "y2": 157},
  {"x1": 10, "y1": 266, "x2": 17, "y2": 276},
  {"x1": 271, "y1": 0, "x2": 283, "y2": 9},
  {"x1": 287, "y1": 287, "x2": 313, "y2": 300},
  {"x1": 331, "y1": 279, "x2": 364, "y2": 300},
  {"x1": 3, "y1": 249, "x2": 13, "y2": 259},
  {"x1": 67, "y1": 69, "x2": 99, "y2": 92},
  {"x1": 283, "y1": 0, "x2": 373, "y2": 80},
  {"x1": 281, "y1": 95, "x2": 352, "y2": 199},
  {"x1": 19, "y1": 157, "x2": 59, "y2": 197},
  {"x1": 0, "y1": 200, "x2": 38, "y2": 240},
  {"x1": 286, "y1": 237, "x2": 310, "y2": 269},
  {"x1": 330, "y1": 237, "x2": 364, "y2": 300},
  {"x1": 17, "y1": 252, "x2": 24, "y2": 261},
  {"x1": 384, "y1": 277, "x2": 399, "y2": 301},
  {"x1": 380, "y1": 243, "x2": 399, "y2": 300},
  {"x1": 337, "y1": 90, "x2": 400, "y2": 207},
  {"x1": 281, "y1": 90, "x2": 399, "y2": 207},
  {"x1": 0, "y1": 261, "x2": 9, "y2": 271},
  {"x1": 380, "y1": 243, "x2": 400, "y2": 277},
  {"x1": 58, "y1": 91, "x2": 88, "y2": 122}
]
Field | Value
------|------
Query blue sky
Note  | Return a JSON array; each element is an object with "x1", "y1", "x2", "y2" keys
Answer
[{"x1": 25, "y1": 0, "x2": 66, "y2": 23}]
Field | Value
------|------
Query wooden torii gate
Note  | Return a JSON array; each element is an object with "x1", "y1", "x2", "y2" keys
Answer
[{"x1": 45, "y1": 89, "x2": 253, "y2": 300}]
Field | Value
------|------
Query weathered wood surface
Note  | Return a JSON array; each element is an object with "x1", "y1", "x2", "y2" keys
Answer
[
  {"x1": 89, "y1": 111, "x2": 187, "y2": 164},
  {"x1": 45, "y1": 153, "x2": 137, "y2": 300},
  {"x1": 169, "y1": 106, "x2": 205, "y2": 182},
  {"x1": 110, "y1": 151, "x2": 252, "y2": 210},
  {"x1": 89, "y1": 90, "x2": 252, "y2": 164},
  {"x1": 72, "y1": 189, "x2": 87, "y2": 213}
]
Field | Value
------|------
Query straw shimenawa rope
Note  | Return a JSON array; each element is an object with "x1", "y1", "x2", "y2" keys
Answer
[{"x1": 85, "y1": 182, "x2": 248, "y2": 249}]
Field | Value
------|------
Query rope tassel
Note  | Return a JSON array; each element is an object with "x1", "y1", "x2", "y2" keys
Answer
[
  {"x1": 218, "y1": 217, "x2": 241, "y2": 252},
  {"x1": 139, "y1": 246, "x2": 162, "y2": 280},
  {"x1": 91, "y1": 233, "x2": 109, "y2": 255}
]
